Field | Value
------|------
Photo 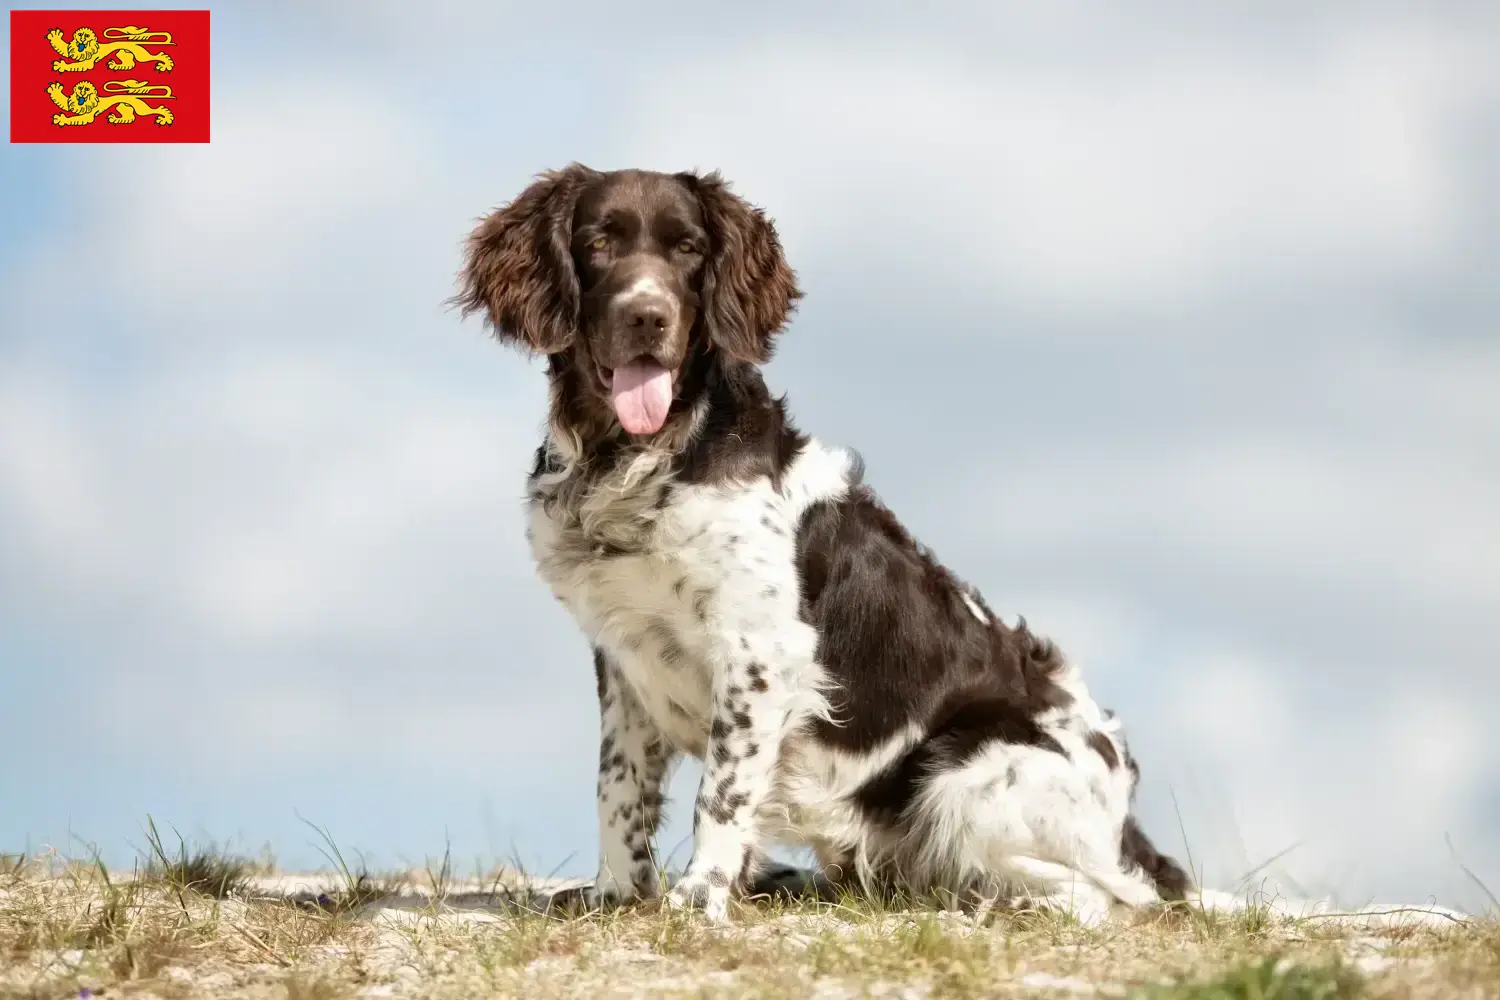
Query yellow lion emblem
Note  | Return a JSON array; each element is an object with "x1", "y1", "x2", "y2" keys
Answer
[
  {"x1": 47, "y1": 80, "x2": 176, "y2": 127},
  {"x1": 46, "y1": 25, "x2": 175, "y2": 73}
]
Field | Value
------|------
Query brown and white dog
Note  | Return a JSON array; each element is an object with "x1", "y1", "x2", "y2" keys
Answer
[{"x1": 455, "y1": 165, "x2": 1192, "y2": 924}]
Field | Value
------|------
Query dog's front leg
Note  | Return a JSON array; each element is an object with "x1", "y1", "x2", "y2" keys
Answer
[
  {"x1": 666, "y1": 527, "x2": 818, "y2": 923},
  {"x1": 666, "y1": 669, "x2": 788, "y2": 922},
  {"x1": 593, "y1": 647, "x2": 672, "y2": 905}
]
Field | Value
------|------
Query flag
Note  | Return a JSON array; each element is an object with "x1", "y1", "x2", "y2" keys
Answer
[{"x1": 9, "y1": 9, "x2": 211, "y2": 143}]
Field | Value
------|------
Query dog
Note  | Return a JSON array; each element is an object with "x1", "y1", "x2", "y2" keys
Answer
[{"x1": 455, "y1": 165, "x2": 1193, "y2": 924}]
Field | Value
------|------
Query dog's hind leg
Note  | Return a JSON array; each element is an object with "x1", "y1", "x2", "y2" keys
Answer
[
  {"x1": 1000, "y1": 852, "x2": 1160, "y2": 919},
  {"x1": 996, "y1": 857, "x2": 1119, "y2": 926},
  {"x1": 910, "y1": 742, "x2": 1166, "y2": 921}
]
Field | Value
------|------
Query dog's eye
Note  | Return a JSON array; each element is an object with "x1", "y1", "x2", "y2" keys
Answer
[
  {"x1": 675, "y1": 239, "x2": 699, "y2": 255},
  {"x1": 589, "y1": 236, "x2": 610, "y2": 251}
]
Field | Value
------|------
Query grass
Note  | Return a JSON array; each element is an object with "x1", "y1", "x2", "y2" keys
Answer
[
  {"x1": 142, "y1": 817, "x2": 254, "y2": 900},
  {"x1": 1139, "y1": 955, "x2": 1364, "y2": 999},
  {"x1": 0, "y1": 832, "x2": 1495, "y2": 999}
]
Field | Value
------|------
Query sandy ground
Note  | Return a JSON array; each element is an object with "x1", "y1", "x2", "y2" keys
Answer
[{"x1": 2, "y1": 858, "x2": 1493, "y2": 999}]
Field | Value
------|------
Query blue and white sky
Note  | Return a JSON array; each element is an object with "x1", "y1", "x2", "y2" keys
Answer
[{"x1": 2, "y1": 1, "x2": 1497, "y2": 909}]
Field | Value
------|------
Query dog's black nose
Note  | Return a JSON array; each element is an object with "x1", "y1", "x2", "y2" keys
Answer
[{"x1": 622, "y1": 300, "x2": 670, "y2": 331}]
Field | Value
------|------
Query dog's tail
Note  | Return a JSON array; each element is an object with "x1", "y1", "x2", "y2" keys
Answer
[{"x1": 1120, "y1": 815, "x2": 1193, "y2": 902}]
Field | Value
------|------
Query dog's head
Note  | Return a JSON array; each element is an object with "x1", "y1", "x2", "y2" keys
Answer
[{"x1": 456, "y1": 165, "x2": 801, "y2": 437}]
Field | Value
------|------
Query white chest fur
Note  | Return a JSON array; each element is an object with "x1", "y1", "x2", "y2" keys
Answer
[
  {"x1": 525, "y1": 442, "x2": 856, "y2": 759},
  {"x1": 530, "y1": 494, "x2": 720, "y2": 754}
]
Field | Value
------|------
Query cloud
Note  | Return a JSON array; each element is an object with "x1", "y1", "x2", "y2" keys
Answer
[
  {"x1": 610, "y1": 15, "x2": 1495, "y2": 321},
  {"x1": 0, "y1": 74, "x2": 559, "y2": 776},
  {"x1": 1148, "y1": 646, "x2": 1496, "y2": 907},
  {"x1": 0, "y1": 345, "x2": 547, "y2": 657},
  {"x1": 7, "y1": 82, "x2": 457, "y2": 342},
  {"x1": 0, "y1": 61, "x2": 543, "y2": 644},
  {"x1": 969, "y1": 429, "x2": 1500, "y2": 609}
]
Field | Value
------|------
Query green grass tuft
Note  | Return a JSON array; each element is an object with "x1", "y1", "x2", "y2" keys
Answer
[
  {"x1": 1138, "y1": 954, "x2": 1365, "y2": 999},
  {"x1": 141, "y1": 815, "x2": 253, "y2": 899}
]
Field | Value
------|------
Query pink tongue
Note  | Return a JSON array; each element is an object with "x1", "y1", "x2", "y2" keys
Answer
[{"x1": 610, "y1": 360, "x2": 673, "y2": 435}]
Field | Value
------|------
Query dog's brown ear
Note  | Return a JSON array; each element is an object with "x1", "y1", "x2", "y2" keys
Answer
[
  {"x1": 681, "y1": 171, "x2": 803, "y2": 365},
  {"x1": 454, "y1": 163, "x2": 599, "y2": 354}
]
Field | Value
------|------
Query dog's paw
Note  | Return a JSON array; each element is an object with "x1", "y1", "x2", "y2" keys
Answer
[
  {"x1": 588, "y1": 871, "x2": 643, "y2": 911},
  {"x1": 666, "y1": 872, "x2": 730, "y2": 924}
]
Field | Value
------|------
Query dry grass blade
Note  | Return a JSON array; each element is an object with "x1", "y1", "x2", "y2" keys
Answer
[
  {"x1": 226, "y1": 919, "x2": 293, "y2": 967},
  {"x1": 1446, "y1": 833, "x2": 1500, "y2": 915}
]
